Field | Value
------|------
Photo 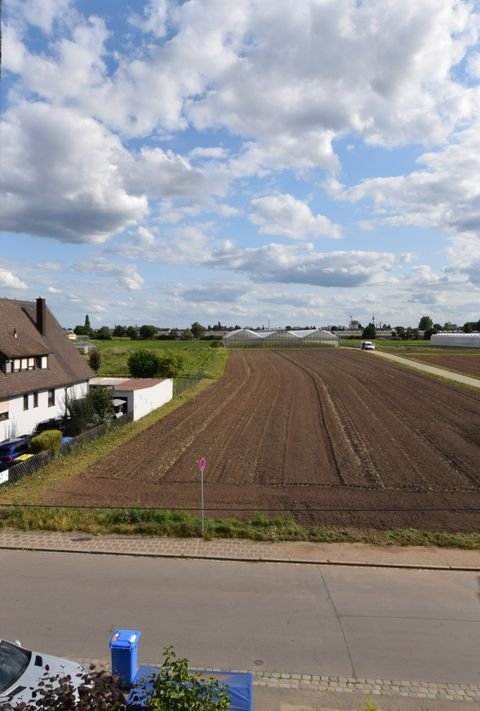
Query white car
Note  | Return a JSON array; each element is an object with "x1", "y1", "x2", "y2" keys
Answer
[
  {"x1": 361, "y1": 341, "x2": 375, "y2": 350},
  {"x1": 0, "y1": 639, "x2": 85, "y2": 707}
]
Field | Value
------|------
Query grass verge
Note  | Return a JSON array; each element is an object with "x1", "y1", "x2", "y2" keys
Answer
[{"x1": 0, "y1": 507, "x2": 478, "y2": 548}]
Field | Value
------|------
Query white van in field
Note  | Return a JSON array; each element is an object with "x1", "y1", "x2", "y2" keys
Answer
[{"x1": 361, "y1": 341, "x2": 375, "y2": 350}]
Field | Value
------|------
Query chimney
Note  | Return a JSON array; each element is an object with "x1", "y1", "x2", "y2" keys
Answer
[{"x1": 36, "y1": 297, "x2": 47, "y2": 336}]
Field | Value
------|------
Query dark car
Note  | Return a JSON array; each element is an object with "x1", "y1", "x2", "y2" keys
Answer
[
  {"x1": 33, "y1": 418, "x2": 68, "y2": 436},
  {"x1": 0, "y1": 437, "x2": 31, "y2": 466}
]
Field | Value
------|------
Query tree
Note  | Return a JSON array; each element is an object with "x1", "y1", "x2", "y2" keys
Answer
[
  {"x1": 418, "y1": 315, "x2": 433, "y2": 331},
  {"x1": 361, "y1": 323, "x2": 376, "y2": 339},
  {"x1": 113, "y1": 324, "x2": 127, "y2": 337},
  {"x1": 130, "y1": 646, "x2": 229, "y2": 711},
  {"x1": 424, "y1": 327, "x2": 438, "y2": 340},
  {"x1": 191, "y1": 322, "x2": 206, "y2": 339},
  {"x1": 95, "y1": 326, "x2": 112, "y2": 340},
  {"x1": 157, "y1": 354, "x2": 185, "y2": 378},
  {"x1": 127, "y1": 325, "x2": 138, "y2": 339},
  {"x1": 128, "y1": 349, "x2": 161, "y2": 377},
  {"x1": 90, "y1": 387, "x2": 113, "y2": 423},
  {"x1": 65, "y1": 394, "x2": 95, "y2": 435},
  {"x1": 139, "y1": 324, "x2": 157, "y2": 339},
  {"x1": 88, "y1": 348, "x2": 101, "y2": 372}
]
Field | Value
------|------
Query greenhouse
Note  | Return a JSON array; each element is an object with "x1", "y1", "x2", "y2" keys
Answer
[
  {"x1": 431, "y1": 333, "x2": 480, "y2": 348},
  {"x1": 223, "y1": 328, "x2": 339, "y2": 348}
]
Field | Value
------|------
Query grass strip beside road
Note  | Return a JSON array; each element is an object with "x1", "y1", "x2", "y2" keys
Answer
[{"x1": 0, "y1": 506, "x2": 479, "y2": 549}]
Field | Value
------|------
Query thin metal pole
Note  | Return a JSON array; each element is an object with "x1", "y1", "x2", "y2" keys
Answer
[{"x1": 200, "y1": 469, "x2": 205, "y2": 536}]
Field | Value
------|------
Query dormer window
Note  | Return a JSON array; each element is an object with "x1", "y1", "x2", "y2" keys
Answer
[{"x1": 2, "y1": 355, "x2": 48, "y2": 373}]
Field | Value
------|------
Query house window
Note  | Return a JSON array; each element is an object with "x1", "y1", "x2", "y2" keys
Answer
[
  {"x1": 0, "y1": 401, "x2": 8, "y2": 422},
  {"x1": 13, "y1": 359, "x2": 20, "y2": 372},
  {"x1": 48, "y1": 389, "x2": 55, "y2": 407},
  {"x1": 28, "y1": 358, "x2": 35, "y2": 370},
  {"x1": 23, "y1": 394, "x2": 29, "y2": 411},
  {"x1": 33, "y1": 392, "x2": 39, "y2": 408}
]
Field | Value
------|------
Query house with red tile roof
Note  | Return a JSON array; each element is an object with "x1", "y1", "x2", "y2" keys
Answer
[{"x1": 0, "y1": 298, "x2": 93, "y2": 441}]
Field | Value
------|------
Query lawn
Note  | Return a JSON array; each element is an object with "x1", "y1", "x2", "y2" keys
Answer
[
  {"x1": 91, "y1": 338, "x2": 227, "y2": 378},
  {"x1": 340, "y1": 337, "x2": 435, "y2": 353}
]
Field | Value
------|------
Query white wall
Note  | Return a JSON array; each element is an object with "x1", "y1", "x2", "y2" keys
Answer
[
  {"x1": 116, "y1": 379, "x2": 173, "y2": 421},
  {"x1": 0, "y1": 382, "x2": 89, "y2": 442},
  {"x1": 431, "y1": 333, "x2": 480, "y2": 348}
]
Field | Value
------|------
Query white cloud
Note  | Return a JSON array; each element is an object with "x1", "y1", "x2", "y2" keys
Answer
[
  {"x1": 251, "y1": 194, "x2": 341, "y2": 240},
  {"x1": 446, "y1": 234, "x2": 480, "y2": 285},
  {"x1": 342, "y1": 125, "x2": 480, "y2": 243},
  {"x1": 8, "y1": 0, "x2": 73, "y2": 34},
  {"x1": 74, "y1": 258, "x2": 144, "y2": 291},
  {"x1": 208, "y1": 242, "x2": 395, "y2": 287},
  {"x1": 129, "y1": 0, "x2": 169, "y2": 38},
  {"x1": 7, "y1": 0, "x2": 478, "y2": 174},
  {"x1": 0, "y1": 268, "x2": 27, "y2": 289},
  {"x1": 0, "y1": 103, "x2": 147, "y2": 243}
]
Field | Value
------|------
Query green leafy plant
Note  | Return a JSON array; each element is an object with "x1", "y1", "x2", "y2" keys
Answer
[
  {"x1": 30, "y1": 430, "x2": 62, "y2": 454},
  {"x1": 65, "y1": 394, "x2": 95, "y2": 436},
  {"x1": 128, "y1": 350, "x2": 161, "y2": 378},
  {"x1": 89, "y1": 387, "x2": 114, "y2": 423},
  {"x1": 88, "y1": 349, "x2": 102, "y2": 372},
  {"x1": 5, "y1": 666, "x2": 126, "y2": 710},
  {"x1": 130, "y1": 646, "x2": 229, "y2": 711}
]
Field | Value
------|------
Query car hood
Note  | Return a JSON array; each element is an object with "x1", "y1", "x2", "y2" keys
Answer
[{"x1": 0, "y1": 648, "x2": 85, "y2": 705}]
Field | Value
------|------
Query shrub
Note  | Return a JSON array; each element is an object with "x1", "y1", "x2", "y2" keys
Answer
[
  {"x1": 4, "y1": 666, "x2": 126, "y2": 710},
  {"x1": 88, "y1": 348, "x2": 101, "y2": 372},
  {"x1": 65, "y1": 395, "x2": 95, "y2": 435},
  {"x1": 30, "y1": 429, "x2": 62, "y2": 454},
  {"x1": 128, "y1": 349, "x2": 161, "y2": 378},
  {"x1": 130, "y1": 645, "x2": 229, "y2": 711},
  {"x1": 157, "y1": 354, "x2": 184, "y2": 378},
  {"x1": 89, "y1": 387, "x2": 113, "y2": 423}
]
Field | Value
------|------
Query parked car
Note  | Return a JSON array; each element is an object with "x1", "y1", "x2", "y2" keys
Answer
[
  {"x1": 33, "y1": 418, "x2": 68, "y2": 436},
  {"x1": 0, "y1": 638, "x2": 85, "y2": 706},
  {"x1": 361, "y1": 341, "x2": 375, "y2": 351},
  {"x1": 0, "y1": 437, "x2": 31, "y2": 466}
]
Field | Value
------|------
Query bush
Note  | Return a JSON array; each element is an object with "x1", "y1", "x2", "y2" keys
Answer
[
  {"x1": 65, "y1": 395, "x2": 95, "y2": 436},
  {"x1": 130, "y1": 646, "x2": 229, "y2": 711},
  {"x1": 4, "y1": 650, "x2": 229, "y2": 711},
  {"x1": 30, "y1": 429, "x2": 62, "y2": 454},
  {"x1": 157, "y1": 354, "x2": 185, "y2": 378},
  {"x1": 90, "y1": 387, "x2": 113, "y2": 423},
  {"x1": 4, "y1": 666, "x2": 126, "y2": 710},
  {"x1": 88, "y1": 349, "x2": 101, "y2": 372},
  {"x1": 128, "y1": 350, "x2": 161, "y2": 378}
]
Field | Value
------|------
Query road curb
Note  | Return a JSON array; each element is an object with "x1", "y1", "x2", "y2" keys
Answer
[{"x1": 2, "y1": 543, "x2": 480, "y2": 571}]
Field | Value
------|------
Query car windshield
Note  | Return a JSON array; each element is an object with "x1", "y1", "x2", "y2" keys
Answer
[{"x1": 0, "y1": 641, "x2": 31, "y2": 694}]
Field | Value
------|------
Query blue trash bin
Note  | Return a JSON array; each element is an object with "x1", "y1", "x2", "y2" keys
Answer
[{"x1": 110, "y1": 629, "x2": 142, "y2": 687}]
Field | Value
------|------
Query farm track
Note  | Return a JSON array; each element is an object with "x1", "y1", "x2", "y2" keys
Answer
[{"x1": 43, "y1": 350, "x2": 480, "y2": 532}]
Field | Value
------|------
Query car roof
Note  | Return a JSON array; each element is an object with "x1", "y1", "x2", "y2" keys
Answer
[{"x1": 0, "y1": 438, "x2": 29, "y2": 447}]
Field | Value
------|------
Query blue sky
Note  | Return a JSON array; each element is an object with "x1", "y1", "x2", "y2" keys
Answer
[{"x1": 1, "y1": 0, "x2": 480, "y2": 329}]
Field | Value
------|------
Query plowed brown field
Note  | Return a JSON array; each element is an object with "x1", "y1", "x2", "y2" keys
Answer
[
  {"x1": 403, "y1": 351, "x2": 480, "y2": 379},
  {"x1": 43, "y1": 350, "x2": 480, "y2": 532}
]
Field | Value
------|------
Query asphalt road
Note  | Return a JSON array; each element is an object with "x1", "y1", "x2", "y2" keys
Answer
[{"x1": 2, "y1": 550, "x2": 479, "y2": 685}]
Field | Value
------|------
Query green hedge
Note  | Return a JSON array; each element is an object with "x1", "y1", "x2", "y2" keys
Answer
[{"x1": 30, "y1": 429, "x2": 62, "y2": 454}]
